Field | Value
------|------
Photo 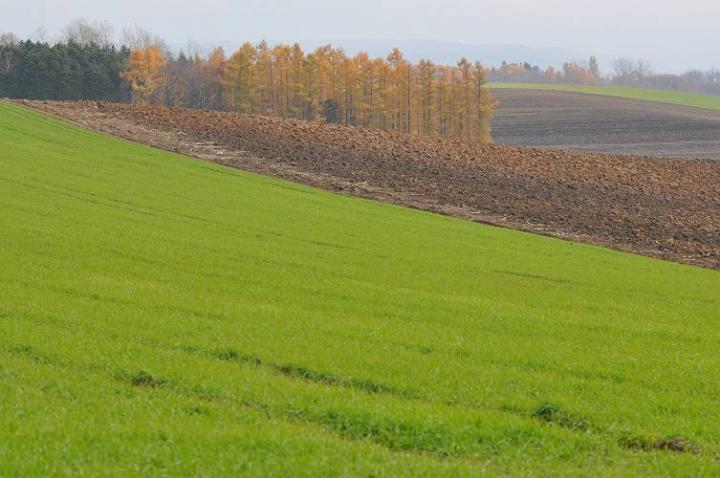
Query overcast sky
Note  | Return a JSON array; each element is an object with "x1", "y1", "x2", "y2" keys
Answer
[{"x1": 1, "y1": 0, "x2": 718, "y2": 73}]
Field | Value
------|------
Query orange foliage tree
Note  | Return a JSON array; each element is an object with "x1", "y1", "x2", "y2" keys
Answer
[
  {"x1": 121, "y1": 46, "x2": 166, "y2": 103},
  {"x1": 562, "y1": 61, "x2": 598, "y2": 85}
]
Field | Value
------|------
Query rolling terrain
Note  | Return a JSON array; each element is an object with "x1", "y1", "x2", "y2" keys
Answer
[
  {"x1": 27, "y1": 100, "x2": 720, "y2": 269},
  {"x1": 491, "y1": 88, "x2": 720, "y2": 159},
  {"x1": 2, "y1": 101, "x2": 720, "y2": 476}
]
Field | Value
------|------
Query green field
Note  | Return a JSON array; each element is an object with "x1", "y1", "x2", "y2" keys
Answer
[
  {"x1": 2, "y1": 101, "x2": 720, "y2": 476},
  {"x1": 488, "y1": 82, "x2": 720, "y2": 111}
]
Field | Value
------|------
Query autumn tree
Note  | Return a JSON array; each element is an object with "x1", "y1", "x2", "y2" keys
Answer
[
  {"x1": 416, "y1": 60, "x2": 435, "y2": 135},
  {"x1": 371, "y1": 58, "x2": 390, "y2": 129},
  {"x1": 121, "y1": 46, "x2": 166, "y2": 103},
  {"x1": 205, "y1": 47, "x2": 227, "y2": 110},
  {"x1": 224, "y1": 43, "x2": 257, "y2": 113},
  {"x1": 288, "y1": 43, "x2": 306, "y2": 118},
  {"x1": 562, "y1": 61, "x2": 597, "y2": 85},
  {"x1": 457, "y1": 58, "x2": 474, "y2": 139},
  {"x1": 472, "y1": 61, "x2": 495, "y2": 142},
  {"x1": 387, "y1": 48, "x2": 410, "y2": 132},
  {"x1": 340, "y1": 56, "x2": 358, "y2": 124},
  {"x1": 255, "y1": 41, "x2": 274, "y2": 114},
  {"x1": 302, "y1": 52, "x2": 320, "y2": 119}
]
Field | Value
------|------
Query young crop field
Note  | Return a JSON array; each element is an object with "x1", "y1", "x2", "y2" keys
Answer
[
  {"x1": 488, "y1": 82, "x2": 720, "y2": 111},
  {"x1": 2, "y1": 101, "x2": 720, "y2": 476}
]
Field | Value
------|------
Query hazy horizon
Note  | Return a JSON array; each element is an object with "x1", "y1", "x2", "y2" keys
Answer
[{"x1": 1, "y1": 0, "x2": 718, "y2": 73}]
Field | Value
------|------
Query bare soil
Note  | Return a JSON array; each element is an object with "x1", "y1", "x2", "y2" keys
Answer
[
  {"x1": 23, "y1": 100, "x2": 720, "y2": 269},
  {"x1": 492, "y1": 89, "x2": 720, "y2": 159}
]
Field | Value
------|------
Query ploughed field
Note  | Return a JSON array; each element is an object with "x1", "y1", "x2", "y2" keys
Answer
[
  {"x1": 27, "y1": 100, "x2": 720, "y2": 269},
  {"x1": 492, "y1": 88, "x2": 720, "y2": 159},
  {"x1": 3, "y1": 100, "x2": 720, "y2": 476}
]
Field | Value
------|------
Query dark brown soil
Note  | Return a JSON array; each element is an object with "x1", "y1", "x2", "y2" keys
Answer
[
  {"x1": 492, "y1": 89, "x2": 720, "y2": 159},
  {"x1": 22, "y1": 100, "x2": 720, "y2": 269}
]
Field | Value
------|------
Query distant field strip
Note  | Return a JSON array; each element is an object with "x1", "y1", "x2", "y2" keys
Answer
[
  {"x1": 489, "y1": 88, "x2": 720, "y2": 159},
  {"x1": 1, "y1": 101, "x2": 720, "y2": 476},
  {"x1": 488, "y1": 82, "x2": 720, "y2": 111}
]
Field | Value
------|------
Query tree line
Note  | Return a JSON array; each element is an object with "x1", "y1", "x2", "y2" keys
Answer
[
  {"x1": 488, "y1": 57, "x2": 720, "y2": 94},
  {"x1": 121, "y1": 42, "x2": 495, "y2": 141},
  {"x1": 489, "y1": 57, "x2": 602, "y2": 85},
  {"x1": 0, "y1": 39, "x2": 130, "y2": 102},
  {"x1": 1, "y1": 33, "x2": 495, "y2": 141}
]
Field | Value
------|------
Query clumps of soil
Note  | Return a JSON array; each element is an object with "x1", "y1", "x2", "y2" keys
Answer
[
  {"x1": 128, "y1": 370, "x2": 168, "y2": 388},
  {"x1": 531, "y1": 403, "x2": 589, "y2": 431},
  {"x1": 23, "y1": 100, "x2": 720, "y2": 269},
  {"x1": 620, "y1": 433, "x2": 700, "y2": 454},
  {"x1": 186, "y1": 345, "x2": 409, "y2": 397},
  {"x1": 531, "y1": 404, "x2": 701, "y2": 455}
]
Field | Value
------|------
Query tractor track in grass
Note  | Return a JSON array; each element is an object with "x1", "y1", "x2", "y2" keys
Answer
[{"x1": 21, "y1": 100, "x2": 720, "y2": 269}]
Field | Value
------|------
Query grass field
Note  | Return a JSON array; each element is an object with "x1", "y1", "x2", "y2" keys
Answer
[
  {"x1": 2, "y1": 101, "x2": 720, "y2": 476},
  {"x1": 488, "y1": 82, "x2": 720, "y2": 111}
]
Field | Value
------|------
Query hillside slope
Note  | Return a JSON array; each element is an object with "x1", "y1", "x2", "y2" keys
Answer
[
  {"x1": 27, "y1": 101, "x2": 720, "y2": 269},
  {"x1": 1, "y1": 102, "x2": 720, "y2": 476}
]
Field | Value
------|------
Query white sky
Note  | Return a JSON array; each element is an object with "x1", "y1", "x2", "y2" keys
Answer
[{"x1": 1, "y1": 0, "x2": 718, "y2": 72}]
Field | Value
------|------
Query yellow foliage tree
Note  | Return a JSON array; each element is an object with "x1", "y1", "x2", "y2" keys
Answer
[
  {"x1": 224, "y1": 43, "x2": 257, "y2": 113},
  {"x1": 121, "y1": 46, "x2": 166, "y2": 104}
]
